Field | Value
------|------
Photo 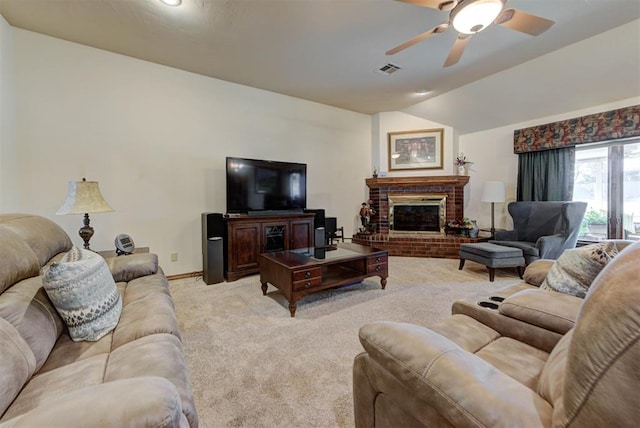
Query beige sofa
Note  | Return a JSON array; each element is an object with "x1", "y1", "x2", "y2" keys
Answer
[
  {"x1": 353, "y1": 240, "x2": 639, "y2": 427},
  {"x1": 0, "y1": 214, "x2": 198, "y2": 427}
]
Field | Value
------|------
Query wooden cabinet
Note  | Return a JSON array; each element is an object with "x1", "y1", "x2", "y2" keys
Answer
[
  {"x1": 223, "y1": 213, "x2": 315, "y2": 282},
  {"x1": 290, "y1": 218, "x2": 314, "y2": 250}
]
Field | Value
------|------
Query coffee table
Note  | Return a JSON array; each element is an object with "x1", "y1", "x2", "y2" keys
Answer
[{"x1": 259, "y1": 243, "x2": 388, "y2": 317}]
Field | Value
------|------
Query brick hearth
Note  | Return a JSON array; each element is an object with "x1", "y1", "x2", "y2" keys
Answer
[
  {"x1": 353, "y1": 175, "x2": 484, "y2": 258},
  {"x1": 352, "y1": 233, "x2": 485, "y2": 258}
]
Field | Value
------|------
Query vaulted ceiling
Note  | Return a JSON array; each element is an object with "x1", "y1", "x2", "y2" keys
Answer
[{"x1": 1, "y1": 0, "x2": 639, "y2": 133}]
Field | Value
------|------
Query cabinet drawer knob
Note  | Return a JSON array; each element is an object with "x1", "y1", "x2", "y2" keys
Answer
[
  {"x1": 375, "y1": 265, "x2": 381, "y2": 272},
  {"x1": 304, "y1": 271, "x2": 311, "y2": 278},
  {"x1": 305, "y1": 282, "x2": 311, "y2": 289}
]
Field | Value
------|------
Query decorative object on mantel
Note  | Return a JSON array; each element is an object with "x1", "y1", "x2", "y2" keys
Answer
[
  {"x1": 445, "y1": 217, "x2": 474, "y2": 237},
  {"x1": 481, "y1": 181, "x2": 506, "y2": 239},
  {"x1": 56, "y1": 178, "x2": 114, "y2": 250},
  {"x1": 469, "y1": 220, "x2": 480, "y2": 238},
  {"x1": 454, "y1": 152, "x2": 473, "y2": 175},
  {"x1": 372, "y1": 166, "x2": 378, "y2": 178},
  {"x1": 388, "y1": 128, "x2": 444, "y2": 171}
]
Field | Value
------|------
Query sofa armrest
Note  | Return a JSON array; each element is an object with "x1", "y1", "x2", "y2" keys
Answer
[
  {"x1": 536, "y1": 234, "x2": 565, "y2": 259},
  {"x1": 0, "y1": 377, "x2": 189, "y2": 428},
  {"x1": 104, "y1": 253, "x2": 159, "y2": 283},
  {"x1": 358, "y1": 321, "x2": 553, "y2": 427},
  {"x1": 523, "y1": 259, "x2": 555, "y2": 286},
  {"x1": 499, "y1": 289, "x2": 581, "y2": 335}
]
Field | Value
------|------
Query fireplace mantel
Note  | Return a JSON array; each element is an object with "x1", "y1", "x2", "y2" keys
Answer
[
  {"x1": 363, "y1": 174, "x2": 470, "y2": 238},
  {"x1": 366, "y1": 176, "x2": 469, "y2": 189},
  {"x1": 357, "y1": 174, "x2": 473, "y2": 258}
]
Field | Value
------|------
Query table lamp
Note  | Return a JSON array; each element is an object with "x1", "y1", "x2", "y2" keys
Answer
[
  {"x1": 56, "y1": 178, "x2": 114, "y2": 250},
  {"x1": 481, "y1": 181, "x2": 505, "y2": 239}
]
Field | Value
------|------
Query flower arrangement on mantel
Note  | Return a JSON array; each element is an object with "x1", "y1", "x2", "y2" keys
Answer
[
  {"x1": 455, "y1": 152, "x2": 473, "y2": 167},
  {"x1": 445, "y1": 217, "x2": 474, "y2": 236},
  {"x1": 454, "y1": 152, "x2": 473, "y2": 176}
]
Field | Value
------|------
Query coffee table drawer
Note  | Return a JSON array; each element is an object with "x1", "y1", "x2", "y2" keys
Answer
[
  {"x1": 292, "y1": 268, "x2": 322, "y2": 282},
  {"x1": 367, "y1": 255, "x2": 388, "y2": 274},
  {"x1": 293, "y1": 277, "x2": 323, "y2": 291}
]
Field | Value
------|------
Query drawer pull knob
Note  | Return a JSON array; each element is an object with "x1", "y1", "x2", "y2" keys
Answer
[
  {"x1": 305, "y1": 282, "x2": 311, "y2": 289},
  {"x1": 376, "y1": 265, "x2": 381, "y2": 272},
  {"x1": 305, "y1": 271, "x2": 311, "y2": 278},
  {"x1": 375, "y1": 257, "x2": 380, "y2": 263}
]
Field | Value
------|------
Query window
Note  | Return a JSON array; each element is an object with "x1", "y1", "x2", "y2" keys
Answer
[{"x1": 573, "y1": 139, "x2": 640, "y2": 241}]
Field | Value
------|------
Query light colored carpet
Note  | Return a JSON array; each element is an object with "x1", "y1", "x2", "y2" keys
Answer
[{"x1": 169, "y1": 256, "x2": 522, "y2": 428}]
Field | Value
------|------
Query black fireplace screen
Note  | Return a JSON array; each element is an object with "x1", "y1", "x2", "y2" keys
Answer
[{"x1": 392, "y1": 205, "x2": 440, "y2": 232}]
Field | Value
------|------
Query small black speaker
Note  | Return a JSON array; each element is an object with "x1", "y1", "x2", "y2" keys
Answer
[
  {"x1": 314, "y1": 227, "x2": 325, "y2": 248},
  {"x1": 202, "y1": 212, "x2": 225, "y2": 284},
  {"x1": 304, "y1": 208, "x2": 326, "y2": 229}
]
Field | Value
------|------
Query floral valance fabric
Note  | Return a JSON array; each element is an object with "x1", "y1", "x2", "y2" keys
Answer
[{"x1": 513, "y1": 105, "x2": 640, "y2": 154}]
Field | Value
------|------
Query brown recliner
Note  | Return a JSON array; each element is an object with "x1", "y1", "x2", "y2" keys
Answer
[{"x1": 353, "y1": 241, "x2": 640, "y2": 427}]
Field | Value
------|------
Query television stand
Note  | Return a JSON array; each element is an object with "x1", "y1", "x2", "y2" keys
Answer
[
  {"x1": 248, "y1": 209, "x2": 304, "y2": 217},
  {"x1": 207, "y1": 212, "x2": 316, "y2": 281}
]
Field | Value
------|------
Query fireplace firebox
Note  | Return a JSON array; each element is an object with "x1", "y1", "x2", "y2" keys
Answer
[{"x1": 389, "y1": 194, "x2": 447, "y2": 234}]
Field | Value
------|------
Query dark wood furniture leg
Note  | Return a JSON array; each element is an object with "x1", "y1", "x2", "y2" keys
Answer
[
  {"x1": 261, "y1": 281, "x2": 268, "y2": 295},
  {"x1": 381, "y1": 277, "x2": 387, "y2": 290},
  {"x1": 517, "y1": 266, "x2": 524, "y2": 279},
  {"x1": 487, "y1": 267, "x2": 496, "y2": 282},
  {"x1": 458, "y1": 259, "x2": 466, "y2": 270},
  {"x1": 288, "y1": 301, "x2": 297, "y2": 318}
]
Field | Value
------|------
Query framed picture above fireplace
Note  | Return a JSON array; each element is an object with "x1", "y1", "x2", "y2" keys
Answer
[{"x1": 388, "y1": 128, "x2": 443, "y2": 171}]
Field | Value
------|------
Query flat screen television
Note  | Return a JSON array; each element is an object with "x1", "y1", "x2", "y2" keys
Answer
[{"x1": 226, "y1": 157, "x2": 307, "y2": 214}]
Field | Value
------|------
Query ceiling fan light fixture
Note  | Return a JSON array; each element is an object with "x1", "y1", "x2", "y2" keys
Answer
[
  {"x1": 159, "y1": 0, "x2": 182, "y2": 6},
  {"x1": 451, "y1": 0, "x2": 504, "y2": 34}
]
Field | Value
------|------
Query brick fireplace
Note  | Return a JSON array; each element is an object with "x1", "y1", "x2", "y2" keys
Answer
[{"x1": 352, "y1": 175, "x2": 485, "y2": 258}]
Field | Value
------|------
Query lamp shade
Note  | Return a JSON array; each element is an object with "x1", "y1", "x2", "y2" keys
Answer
[
  {"x1": 56, "y1": 178, "x2": 114, "y2": 215},
  {"x1": 481, "y1": 181, "x2": 506, "y2": 203}
]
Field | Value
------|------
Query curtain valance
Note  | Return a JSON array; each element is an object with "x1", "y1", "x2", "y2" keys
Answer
[{"x1": 513, "y1": 104, "x2": 640, "y2": 154}]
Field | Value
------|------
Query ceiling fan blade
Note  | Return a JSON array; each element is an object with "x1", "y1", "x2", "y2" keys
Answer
[
  {"x1": 396, "y1": 0, "x2": 456, "y2": 11},
  {"x1": 443, "y1": 34, "x2": 472, "y2": 67},
  {"x1": 495, "y1": 8, "x2": 555, "y2": 36},
  {"x1": 386, "y1": 23, "x2": 449, "y2": 55}
]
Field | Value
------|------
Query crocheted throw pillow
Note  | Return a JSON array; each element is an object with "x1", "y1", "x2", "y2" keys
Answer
[
  {"x1": 540, "y1": 241, "x2": 618, "y2": 298},
  {"x1": 43, "y1": 247, "x2": 122, "y2": 341}
]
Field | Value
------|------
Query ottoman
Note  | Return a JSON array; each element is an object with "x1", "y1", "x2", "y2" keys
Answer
[{"x1": 459, "y1": 242, "x2": 525, "y2": 282}]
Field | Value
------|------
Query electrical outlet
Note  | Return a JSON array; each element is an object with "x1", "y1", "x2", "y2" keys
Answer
[{"x1": 171, "y1": 253, "x2": 178, "y2": 262}]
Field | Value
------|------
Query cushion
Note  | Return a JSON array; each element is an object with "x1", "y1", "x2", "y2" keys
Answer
[
  {"x1": 500, "y1": 289, "x2": 581, "y2": 335},
  {"x1": 539, "y1": 242, "x2": 618, "y2": 298},
  {"x1": 0, "y1": 318, "x2": 36, "y2": 416},
  {"x1": 42, "y1": 247, "x2": 122, "y2": 341},
  {"x1": 0, "y1": 214, "x2": 73, "y2": 268},
  {"x1": 0, "y1": 227, "x2": 40, "y2": 293}
]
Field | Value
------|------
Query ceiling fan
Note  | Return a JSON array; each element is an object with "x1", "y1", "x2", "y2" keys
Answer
[{"x1": 386, "y1": 0, "x2": 555, "y2": 67}]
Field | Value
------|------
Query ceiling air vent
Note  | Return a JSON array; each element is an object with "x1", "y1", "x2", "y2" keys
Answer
[{"x1": 376, "y1": 63, "x2": 402, "y2": 75}]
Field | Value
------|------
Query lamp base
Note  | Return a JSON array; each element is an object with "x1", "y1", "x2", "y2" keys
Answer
[
  {"x1": 490, "y1": 202, "x2": 496, "y2": 239},
  {"x1": 79, "y1": 213, "x2": 95, "y2": 250}
]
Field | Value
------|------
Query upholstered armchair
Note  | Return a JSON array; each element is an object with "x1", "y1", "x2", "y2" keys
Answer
[{"x1": 490, "y1": 201, "x2": 587, "y2": 264}]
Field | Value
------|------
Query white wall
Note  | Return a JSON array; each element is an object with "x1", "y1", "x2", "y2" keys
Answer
[
  {"x1": 459, "y1": 96, "x2": 640, "y2": 231},
  {"x1": 0, "y1": 15, "x2": 14, "y2": 207},
  {"x1": 3, "y1": 28, "x2": 372, "y2": 275}
]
